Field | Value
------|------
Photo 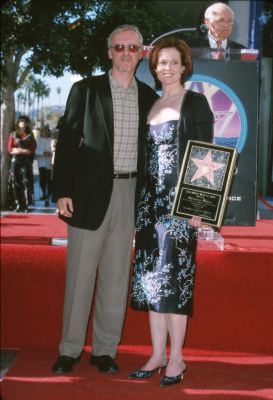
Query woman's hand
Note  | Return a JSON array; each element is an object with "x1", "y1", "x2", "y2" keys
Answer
[
  {"x1": 11, "y1": 148, "x2": 31, "y2": 155},
  {"x1": 188, "y1": 216, "x2": 202, "y2": 228},
  {"x1": 11, "y1": 148, "x2": 21, "y2": 154}
]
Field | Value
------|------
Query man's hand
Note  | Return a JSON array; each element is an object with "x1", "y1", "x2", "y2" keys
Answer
[{"x1": 56, "y1": 198, "x2": 74, "y2": 218}]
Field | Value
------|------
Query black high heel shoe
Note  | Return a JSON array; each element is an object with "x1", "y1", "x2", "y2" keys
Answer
[
  {"x1": 129, "y1": 366, "x2": 165, "y2": 379},
  {"x1": 160, "y1": 371, "x2": 185, "y2": 387}
]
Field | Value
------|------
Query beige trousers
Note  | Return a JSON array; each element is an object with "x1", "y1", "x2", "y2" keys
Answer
[{"x1": 59, "y1": 178, "x2": 136, "y2": 358}]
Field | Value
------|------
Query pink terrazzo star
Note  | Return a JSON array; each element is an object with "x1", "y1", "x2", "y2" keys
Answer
[{"x1": 191, "y1": 150, "x2": 225, "y2": 185}]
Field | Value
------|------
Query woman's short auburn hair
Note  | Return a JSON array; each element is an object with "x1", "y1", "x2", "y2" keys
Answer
[{"x1": 149, "y1": 37, "x2": 193, "y2": 88}]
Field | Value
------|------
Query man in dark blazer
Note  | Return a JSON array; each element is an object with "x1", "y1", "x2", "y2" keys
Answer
[
  {"x1": 187, "y1": 2, "x2": 245, "y2": 54},
  {"x1": 51, "y1": 24, "x2": 157, "y2": 375}
]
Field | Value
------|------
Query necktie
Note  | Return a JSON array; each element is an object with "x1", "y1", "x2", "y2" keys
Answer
[{"x1": 215, "y1": 41, "x2": 224, "y2": 60}]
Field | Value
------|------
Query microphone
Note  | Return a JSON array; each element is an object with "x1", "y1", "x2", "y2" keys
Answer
[{"x1": 200, "y1": 24, "x2": 208, "y2": 33}]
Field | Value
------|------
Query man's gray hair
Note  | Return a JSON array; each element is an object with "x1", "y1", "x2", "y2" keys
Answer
[
  {"x1": 107, "y1": 24, "x2": 143, "y2": 48},
  {"x1": 205, "y1": 2, "x2": 234, "y2": 20}
]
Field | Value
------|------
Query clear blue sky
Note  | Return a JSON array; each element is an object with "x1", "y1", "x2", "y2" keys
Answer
[
  {"x1": 42, "y1": 72, "x2": 82, "y2": 107},
  {"x1": 42, "y1": 69, "x2": 103, "y2": 107}
]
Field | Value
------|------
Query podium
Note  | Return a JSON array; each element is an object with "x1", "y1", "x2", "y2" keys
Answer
[{"x1": 136, "y1": 49, "x2": 259, "y2": 226}]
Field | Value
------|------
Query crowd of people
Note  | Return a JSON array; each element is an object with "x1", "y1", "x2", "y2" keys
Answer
[{"x1": 7, "y1": 1, "x2": 251, "y2": 389}]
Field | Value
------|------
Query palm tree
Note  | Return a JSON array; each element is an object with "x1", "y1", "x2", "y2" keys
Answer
[
  {"x1": 19, "y1": 74, "x2": 35, "y2": 117},
  {"x1": 16, "y1": 91, "x2": 25, "y2": 114},
  {"x1": 15, "y1": 75, "x2": 50, "y2": 126},
  {"x1": 27, "y1": 74, "x2": 36, "y2": 117},
  {"x1": 32, "y1": 78, "x2": 50, "y2": 124},
  {"x1": 40, "y1": 85, "x2": 51, "y2": 125},
  {"x1": 56, "y1": 87, "x2": 61, "y2": 107}
]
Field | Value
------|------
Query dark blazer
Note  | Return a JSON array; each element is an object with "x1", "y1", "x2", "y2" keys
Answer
[
  {"x1": 176, "y1": 90, "x2": 214, "y2": 168},
  {"x1": 52, "y1": 73, "x2": 157, "y2": 230},
  {"x1": 186, "y1": 35, "x2": 245, "y2": 50}
]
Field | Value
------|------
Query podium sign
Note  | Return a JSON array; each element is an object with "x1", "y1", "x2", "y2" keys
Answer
[
  {"x1": 185, "y1": 59, "x2": 258, "y2": 226},
  {"x1": 171, "y1": 141, "x2": 237, "y2": 228}
]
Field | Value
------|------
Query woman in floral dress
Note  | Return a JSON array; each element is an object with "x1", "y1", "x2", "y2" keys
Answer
[{"x1": 130, "y1": 38, "x2": 214, "y2": 386}]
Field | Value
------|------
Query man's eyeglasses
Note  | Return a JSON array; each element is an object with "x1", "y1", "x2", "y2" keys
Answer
[
  {"x1": 213, "y1": 17, "x2": 233, "y2": 26},
  {"x1": 110, "y1": 44, "x2": 141, "y2": 53}
]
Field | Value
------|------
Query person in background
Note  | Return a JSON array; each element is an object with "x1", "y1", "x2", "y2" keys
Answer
[
  {"x1": 129, "y1": 37, "x2": 214, "y2": 387},
  {"x1": 8, "y1": 115, "x2": 36, "y2": 212},
  {"x1": 187, "y1": 2, "x2": 245, "y2": 55},
  {"x1": 50, "y1": 128, "x2": 59, "y2": 182},
  {"x1": 35, "y1": 126, "x2": 52, "y2": 207},
  {"x1": 51, "y1": 25, "x2": 157, "y2": 375},
  {"x1": 51, "y1": 118, "x2": 62, "y2": 170}
]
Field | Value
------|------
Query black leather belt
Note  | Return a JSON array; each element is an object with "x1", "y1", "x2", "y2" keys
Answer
[{"x1": 113, "y1": 172, "x2": 137, "y2": 179}]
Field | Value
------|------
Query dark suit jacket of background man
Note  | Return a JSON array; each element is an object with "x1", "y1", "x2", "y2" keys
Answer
[
  {"x1": 186, "y1": 35, "x2": 245, "y2": 50},
  {"x1": 52, "y1": 73, "x2": 157, "y2": 231}
]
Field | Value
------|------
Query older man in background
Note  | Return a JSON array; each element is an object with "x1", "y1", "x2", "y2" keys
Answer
[{"x1": 187, "y1": 2, "x2": 245, "y2": 53}]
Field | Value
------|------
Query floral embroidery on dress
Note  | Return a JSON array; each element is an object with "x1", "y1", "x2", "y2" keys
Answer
[{"x1": 131, "y1": 121, "x2": 198, "y2": 314}]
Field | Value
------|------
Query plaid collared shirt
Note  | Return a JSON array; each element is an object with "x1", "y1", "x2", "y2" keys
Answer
[{"x1": 109, "y1": 71, "x2": 139, "y2": 173}]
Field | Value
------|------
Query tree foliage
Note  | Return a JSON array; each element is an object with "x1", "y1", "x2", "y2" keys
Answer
[
  {"x1": 0, "y1": 0, "x2": 176, "y2": 209},
  {"x1": 1, "y1": 0, "x2": 175, "y2": 79}
]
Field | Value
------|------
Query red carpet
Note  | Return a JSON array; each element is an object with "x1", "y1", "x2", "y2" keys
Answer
[
  {"x1": 1, "y1": 214, "x2": 273, "y2": 250},
  {"x1": 1, "y1": 215, "x2": 273, "y2": 399},
  {"x1": 1, "y1": 214, "x2": 67, "y2": 245},
  {"x1": 1, "y1": 348, "x2": 273, "y2": 400},
  {"x1": 1, "y1": 243, "x2": 273, "y2": 353},
  {"x1": 1, "y1": 216, "x2": 273, "y2": 353}
]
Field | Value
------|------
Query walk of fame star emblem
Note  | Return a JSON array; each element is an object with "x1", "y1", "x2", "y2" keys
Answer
[
  {"x1": 190, "y1": 150, "x2": 226, "y2": 186},
  {"x1": 171, "y1": 141, "x2": 237, "y2": 228}
]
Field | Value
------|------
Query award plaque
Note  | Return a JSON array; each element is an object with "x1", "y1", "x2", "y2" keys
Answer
[{"x1": 171, "y1": 140, "x2": 237, "y2": 228}]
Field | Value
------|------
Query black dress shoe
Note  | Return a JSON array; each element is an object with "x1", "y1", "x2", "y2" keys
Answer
[
  {"x1": 52, "y1": 355, "x2": 80, "y2": 374},
  {"x1": 89, "y1": 355, "x2": 119, "y2": 374}
]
